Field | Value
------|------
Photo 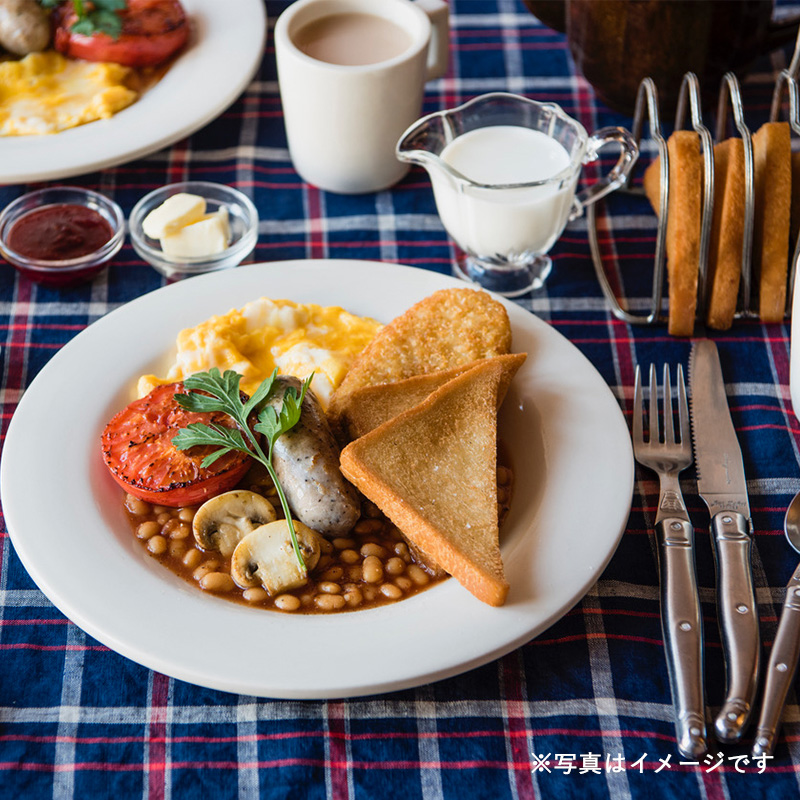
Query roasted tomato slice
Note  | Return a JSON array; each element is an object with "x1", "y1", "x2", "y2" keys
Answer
[
  {"x1": 54, "y1": 0, "x2": 190, "y2": 68},
  {"x1": 101, "y1": 382, "x2": 251, "y2": 507}
]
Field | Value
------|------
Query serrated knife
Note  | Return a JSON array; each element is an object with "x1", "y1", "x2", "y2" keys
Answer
[{"x1": 689, "y1": 339, "x2": 760, "y2": 743}]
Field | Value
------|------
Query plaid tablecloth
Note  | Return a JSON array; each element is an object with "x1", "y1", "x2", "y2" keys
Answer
[{"x1": 3, "y1": 1, "x2": 800, "y2": 797}]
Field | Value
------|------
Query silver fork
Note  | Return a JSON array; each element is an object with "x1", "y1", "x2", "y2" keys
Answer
[{"x1": 633, "y1": 364, "x2": 707, "y2": 759}]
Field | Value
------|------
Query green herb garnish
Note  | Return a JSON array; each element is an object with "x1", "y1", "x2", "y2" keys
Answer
[
  {"x1": 172, "y1": 368, "x2": 313, "y2": 572},
  {"x1": 41, "y1": 0, "x2": 127, "y2": 39}
]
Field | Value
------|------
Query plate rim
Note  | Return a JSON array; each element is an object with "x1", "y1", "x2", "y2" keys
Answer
[
  {"x1": 1, "y1": 259, "x2": 634, "y2": 698},
  {"x1": 0, "y1": 0, "x2": 267, "y2": 183}
]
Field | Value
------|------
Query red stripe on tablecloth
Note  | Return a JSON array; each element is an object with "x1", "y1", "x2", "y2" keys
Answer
[
  {"x1": 500, "y1": 653, "x2": 537, "y2": 798},
  {"x1": 0, "y1": 762, "x2": 145, "y2": 772},
  {"x1": 766, "y1": 321, "x2": 793, "y2": 412},
  {"x1": 1, "y1": 342, "x2": 62, "y2": 351},
  {"x1": 531, "y1": 633, "x2": 671, "y2": 647},
  {"x1": 1, "y1": 280, "x2": 33, "y2": 577},
  {"x1": 305, "y1": 185, "x2": 327, "y2": 261},
  {"x1": 572, "y1": 608, "x2": 660, "y2": 620},
  {"x1": 4, "y1": 282, "x2": 32, "y2": 410},
  {"x1": 742, "y1": 423, "x2": 799, "y2": 433},
  {"x1": 0, "y1": 727, "x2": 678, "y2": 746},
  {"x1": 0, "y1": 323, "x2": 85, "y2": 332},
  {"x1": 561, "y1": 235, "x2": 658, "y2": 245},
  {"x1": 738, "y1": 403, "x2": 794, "y2": 413},
  {"x1": 166, "y1": 141, "x2": 190, "y2": 185},
  {"x1": 610, "y1": 315, "x2": 637, "y2": 419},
  {"x1": 147, "y1": 673, "x2": 170, "y2": 800},
  {"x1": 255, "y1": 239, "x2": 450, "y2": 249},
  {"x1": 326, "y1": 700, "x2": 350, "y2": 800},
  {"x1": 699, "y1": 768, "x2": 727, "y2": 799},
  {"x1": 0, "y1": 644, "x2": 108, "y2": 652}
]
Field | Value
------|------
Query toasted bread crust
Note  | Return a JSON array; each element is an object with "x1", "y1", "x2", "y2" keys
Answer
[
  {"x1": 328, "y1": 288, "x2": 511, "y2": 430},
  {"x1": 666, "y1": 131, "x2": 703, "y2": 336},
  {"x1": 342, "y1": 353, "x2": 526, "y2": 441},
  {"x1": 706, "y1": 138, "x2": 745, "y2": 330},
  {"x1": 753, "y1": 121, "x2": 791, "y2": 323},
  {"x1": 643, "y1": 132, "x2": 703, "y2": 336},
  {"x1": 340, "y1": 359, "x2": 509, "y2": 606}
]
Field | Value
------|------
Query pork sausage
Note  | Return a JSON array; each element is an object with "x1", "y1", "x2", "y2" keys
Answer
[{"x1": 266, "y1": 375, "x2": 361, "y2": 537}]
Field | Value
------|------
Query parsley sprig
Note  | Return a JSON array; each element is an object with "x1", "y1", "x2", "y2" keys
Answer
[
  {"x1": 41, "y1": 0, "x2": 127, "y2": 39},
  {"x1": 172, "y1": 368, "x2": 313, "y2": 572}
]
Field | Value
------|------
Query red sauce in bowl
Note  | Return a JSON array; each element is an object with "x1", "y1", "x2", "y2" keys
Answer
[{"x1": 7, "y1": 204, "x2": 113, "y2": 261}]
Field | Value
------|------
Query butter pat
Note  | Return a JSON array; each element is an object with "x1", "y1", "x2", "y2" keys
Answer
[
  {"x1": 142, "y1": 193, "x2": 206, "y2": 239},
  {"x1": 160, "y1": 208, "x2": 230, "y2": 258}
]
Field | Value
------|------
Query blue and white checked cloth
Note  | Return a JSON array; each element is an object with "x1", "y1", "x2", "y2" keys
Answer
[{"x1": 2, "y1": 1, "x2": 800, "y2": 797}]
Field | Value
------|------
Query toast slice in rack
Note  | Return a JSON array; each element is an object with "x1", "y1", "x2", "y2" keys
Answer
[
  {"x1": 327, "y1": 288, "x2": 511, "y2": 433},
  {"x1": 753, "y1": 121, "x2": 791, "y2": 323},
  {"x1": 339, "y1": 358, "x2": 509, "y2": 607},
  {"x1": 341, "y1": 352, "x2": 526, "y2": 441},
  {"x1": 706, "y1": 137, "x2": 746, "y2": 330},
  {"x1": 643, "y1": 130, "x2": 703, "y2": 337}
]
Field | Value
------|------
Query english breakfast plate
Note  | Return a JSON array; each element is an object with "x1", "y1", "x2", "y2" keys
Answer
[
  {"x1": 1, "y1": 260, "x2": 634, "y2": 698},
  {"x1": 0, "y1": 0, "x2": 266, "y2": 184}
]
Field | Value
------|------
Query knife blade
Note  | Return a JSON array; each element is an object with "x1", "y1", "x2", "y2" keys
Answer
[{"x1": 689, "y1": 339, "x2": 760, "y2": 743}]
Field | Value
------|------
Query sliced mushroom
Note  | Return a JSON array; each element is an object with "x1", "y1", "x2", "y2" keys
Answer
[
  {"x1": 192, "y1": 490, "x2": 277, "y2": 557},
  {"x1": 230, "y1": 519, "x2": 322, "y2": 595}
]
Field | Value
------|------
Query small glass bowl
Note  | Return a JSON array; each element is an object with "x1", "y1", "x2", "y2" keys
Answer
[
  {"x1": 129, "y1": 181, "x2": 259, "y2": 279},
  {"x1": 0, "y1": 187, "x2": 125, "y2": 287}
]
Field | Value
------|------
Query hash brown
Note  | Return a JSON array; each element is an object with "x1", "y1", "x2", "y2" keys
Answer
[{"x1": 327, "y1": 288, "x2": 511, "y2": 430}]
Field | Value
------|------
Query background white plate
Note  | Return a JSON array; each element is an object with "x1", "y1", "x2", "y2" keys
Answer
[
  {"x1": 1, "y1": 260, "x2": 634, "y2": 698},
  {"x1": 0, "y1": 0, "x2": 266, "y2": 184}
]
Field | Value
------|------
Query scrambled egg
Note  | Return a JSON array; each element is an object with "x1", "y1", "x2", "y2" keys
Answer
[
  {"x1": 0, "y1": 51, "x2": 138, "y2": 136},
  {"x1": 138, "y1": 297, "x2": 383, "y2": 409}
]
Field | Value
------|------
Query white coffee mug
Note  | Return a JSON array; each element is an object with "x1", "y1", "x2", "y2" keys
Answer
[{"x1": 275, "y1": 0, "x2": 449, "y2": 194}]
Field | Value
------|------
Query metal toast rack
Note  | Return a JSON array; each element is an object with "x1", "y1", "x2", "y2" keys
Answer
[{"x1": 590, "y1": 38, "x2": 800, "y2": 327}]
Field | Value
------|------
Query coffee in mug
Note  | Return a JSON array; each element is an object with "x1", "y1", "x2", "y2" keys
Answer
[
  {"x1": 275, "y1": 0, "x2": 449, "y2": 194},
  {"x1": 293, "y1": 12, "x2": 412, "y2": 66}
]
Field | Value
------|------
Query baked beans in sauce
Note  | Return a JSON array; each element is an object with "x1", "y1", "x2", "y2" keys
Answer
[{"x1": 124, "y1": 456, "x2": 514, "y2": 614}]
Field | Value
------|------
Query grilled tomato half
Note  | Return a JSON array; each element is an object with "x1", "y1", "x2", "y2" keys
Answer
[
  {"x1": 102, "y1": 382, "x2": 251, "y2": 507},
  {"x1": 54, "y1": 0, "x2": 190, "y2": 68}
]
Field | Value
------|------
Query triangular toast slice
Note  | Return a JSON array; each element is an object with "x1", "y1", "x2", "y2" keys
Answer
[
  {"x1": 341, "y1": 353, "x2": 526, "y2": 441},
  {"x1": 340, "y1": 358, "x2": 508, "y2": 606}
]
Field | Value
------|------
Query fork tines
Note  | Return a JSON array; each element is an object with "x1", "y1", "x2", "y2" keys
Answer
[{"x1": 633, "y1": 363, "x2": 690, "y2": 451}]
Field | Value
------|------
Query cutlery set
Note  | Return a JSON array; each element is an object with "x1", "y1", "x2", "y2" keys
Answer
[{"x1": 634, "y1": 340, "x2": 784, "y2": 759}]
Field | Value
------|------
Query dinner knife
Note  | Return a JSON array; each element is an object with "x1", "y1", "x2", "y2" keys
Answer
[{"x1": 689, "y1": 339, "x2": 761, "y2": 743}]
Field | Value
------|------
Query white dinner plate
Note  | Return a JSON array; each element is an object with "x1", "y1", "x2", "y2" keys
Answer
[
  {"x1": 1, "y1": 260, "x2": 634, "y2": 699},
  {"x1": 0, "y1": 0, "x2": 266, "y2": 184}
]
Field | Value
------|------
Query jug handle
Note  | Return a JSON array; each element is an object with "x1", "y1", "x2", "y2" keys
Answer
[
  {"x1": 570, "y1": 126, "x2": 639, "y2": 220},
  {"x1": 414, "y1": 0, "x2": 450, "y2": 80}
]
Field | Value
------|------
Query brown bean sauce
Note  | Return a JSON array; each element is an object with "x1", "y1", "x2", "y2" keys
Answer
[{"x1": 123, "y1": 447, "x2": 514, "y2": 614}]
